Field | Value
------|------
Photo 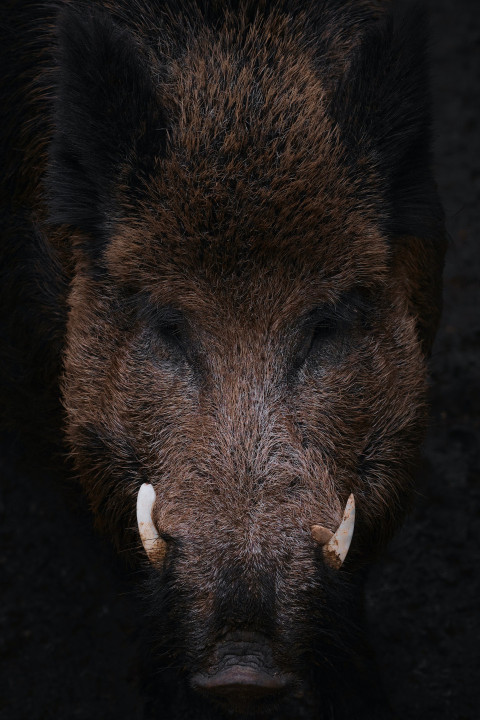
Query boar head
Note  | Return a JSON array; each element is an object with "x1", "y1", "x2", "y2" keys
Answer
[{"x1": 47, "y1": 1, "x2": 444, "y2": 713}]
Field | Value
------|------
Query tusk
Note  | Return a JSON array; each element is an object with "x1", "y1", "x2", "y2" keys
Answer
[
  {"x1": 136, "y1": 483, "x2": 167, "y2": 563},
  {"x1": 311, "y1": 494, "x2": 355, "y2": 569}
]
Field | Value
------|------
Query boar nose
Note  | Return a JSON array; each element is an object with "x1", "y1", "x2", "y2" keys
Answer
[{"x1": 192, "y1": 666, "x2": 291, "y2": 708}]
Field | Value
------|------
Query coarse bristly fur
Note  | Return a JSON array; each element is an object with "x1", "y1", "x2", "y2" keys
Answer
[{"x1": 0, "y1": 1, "x2": 446, "y2": 718}]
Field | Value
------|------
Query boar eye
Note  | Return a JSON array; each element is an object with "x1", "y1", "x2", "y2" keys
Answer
[
  {"x1": 296, "y1": 291, "x2": 370, "y2": 367},
  {"x1": 155, "y1": 311, "x2": 190, "y2": 358},
  {"x1": 292, "y1": 314, "x2": 339, "y2": 370},
  {"x1": 134, "y1": 299, "x2": 190, "y2": 361},
  {"x1": 158, "y1": 318, "x2": 184, "y2": 347},
  {"x1": 308, "y1": 318, "x2": 339, "y2": 349},
  {"x1": 300, "y1": 315, "x2": 342, "y2": 363}
]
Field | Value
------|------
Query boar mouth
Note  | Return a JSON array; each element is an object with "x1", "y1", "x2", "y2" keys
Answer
[{"x1": 190, "y1": 632, "x2": 293, "y2": 715}]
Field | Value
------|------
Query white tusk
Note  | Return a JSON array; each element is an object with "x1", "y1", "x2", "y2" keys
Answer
[
  {"x1": 311, "y1": 494, "x2": 355, "y2": 569},
  {"x1": 136, "y1": 483, "x2": 166, "y2": 563}
]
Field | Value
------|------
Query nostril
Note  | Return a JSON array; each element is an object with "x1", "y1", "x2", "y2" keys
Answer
[{"x1": 192, "y1": 665, "x2": 290, "y2": 705}]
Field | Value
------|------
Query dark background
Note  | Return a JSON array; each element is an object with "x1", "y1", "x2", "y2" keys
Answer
[{"x1": 1, "y1": 1, "x2": 478, "y2": 718}]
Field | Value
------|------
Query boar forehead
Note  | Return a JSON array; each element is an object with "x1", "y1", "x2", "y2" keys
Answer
[
  {"x1": 107, "y1": 219, "x2": 388, "y2": 317},
  {"x1": 106, "y1": 7, "x2": 389, "y2": 307}
]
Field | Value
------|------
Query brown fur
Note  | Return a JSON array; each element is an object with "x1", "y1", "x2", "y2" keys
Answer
[{"x1": 1, "y1": 1, "x2": 446, "y2": 716}]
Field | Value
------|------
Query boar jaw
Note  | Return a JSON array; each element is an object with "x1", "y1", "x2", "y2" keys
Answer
[
  {"x1": 137, "y1": 483, "x2": 167, "y2": 563},
  {"x1": 311, "y1": 494, "x2": 355, "y2": 569}
]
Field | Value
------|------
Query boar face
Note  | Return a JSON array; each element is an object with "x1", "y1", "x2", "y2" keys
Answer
[
  {"x1": 47, "y1": 1, "x2": 444, "y2": 712},
  {"x1": 63, "y1": 213, "x2": 426, "y2": 708}
]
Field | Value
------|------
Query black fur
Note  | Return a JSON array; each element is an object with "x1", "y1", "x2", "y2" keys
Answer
[
  {"x1": 47, "y1": 6, "x2": 168, "y2": 245},
  {"x1": 328, "y1": 3, "x2": 444, "y2": 240}
]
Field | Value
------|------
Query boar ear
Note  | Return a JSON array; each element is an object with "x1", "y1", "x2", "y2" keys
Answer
[
  {"x1": 47, "y1": 7, "x2": 167, "y2": 246},
  {"x1": 330, "y1": 5, "x2": 443, "y2": 239}
]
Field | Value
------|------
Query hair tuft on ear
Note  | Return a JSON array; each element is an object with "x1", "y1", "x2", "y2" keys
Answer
[
  {"x1": 329, "y1": 3, "x2": 443, "y2": 238},
  {"x1": 47, "y1": 6, "x2": 168, "y2": 241}
]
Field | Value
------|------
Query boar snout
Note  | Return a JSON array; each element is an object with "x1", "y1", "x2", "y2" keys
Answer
[
  {"x1": 137, "y1": 484, "x2": 356, "y2": 570},
  {"x1": 191, "y1": 632, "x2": 292, "y2": 712}
]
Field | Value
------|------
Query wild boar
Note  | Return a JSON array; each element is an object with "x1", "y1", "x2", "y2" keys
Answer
[{"x1": 0, "y1": 0, "x2": 446, "y2": 717}]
